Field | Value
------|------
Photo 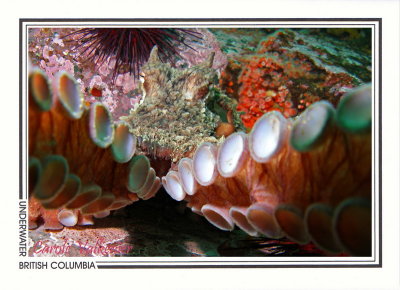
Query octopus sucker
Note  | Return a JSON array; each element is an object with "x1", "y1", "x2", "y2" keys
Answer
[
  {"x1": 28, "y1": 157, "x2": 42, "y2": 194},
  {"x1": 28, "y1": 68, "x2": 160, "y2": 230},
  {"x1": 274, "y1": 204, "x2": 310, "y2": 244},
  {"x1": 246, "y1": 200, "x2": 284, "y2": 239},
  {"x1": 304, "y1": 203, "x2": 342, "y2": 254},
  {"x1": 33, "y1": 155, "x2": 69, "y2": 201},
  {"x1": 177, "y1": 158, "x2": 198, "y2": 196},
  {"x1": 65, "y1": 183, "x2": 102, "y2": 209},
  {"x1": 58, "y1": 209, "x2": 78, "y2": 227},
  {"x1": 29, "y1": 69, "x2": 53, "y2": 112},
  {"x1": 137, "y1": 168, "x2": 157, "y2": 198},
  {"x1": 89, "y1": 102, "x2": 115, "y2": 148},
  {"x1": 164, "y1": 170, "x2": 186, "y2": 201},
  {"x1": 41, "y1": 173, "x2": 81, "y2": 209},
  {"x1": 107, "y1": 196, "x2": 134, "y2": 211},
  {"x1": 217, "y1": 132, "x2": 249, "y2": 178},
  {"x1": 126, "y1": 155, "x2": 151, "y2": 193},
  {"x1": 141, "y1": 177, "x2": 162, "y2": 201},
  {"x1": 192, "y1": 143, "x2": 219, "y2": 187},
  {"x1": 200, "y1": 204, "x2": 235, "y2": 231},
  {"x1": 335, "y1": 84, "x2": 372, "y2": 134},
  {"x1": 228, "y1": 206, "x2": 259, "y2": 237},
  {"x1": 248, "y1": 111, "x2": 289, "y2": 164},
  {"x1": 290, "y1": 101, "x2": 336, "y2": 153},
  {"x1": 162, "y1": 84, "x2": 372, "y2": 255},
  {"x1": 112, "y1": 121, "x2": 137, "y2": 163},
  {"x1": 332, "y1": 197, "x2": 371, "y2": 256},
  {"x1": 56, "y1": 72, "x2": 84, "y2": 120},
  {"x1": 93, "y1": 210, "x2": 111, "y2": 219}
]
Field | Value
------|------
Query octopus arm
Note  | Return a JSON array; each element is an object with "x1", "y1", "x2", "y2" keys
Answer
[
  {"x1": 28, "y1": 68, "x2": 159, "y2": 230},
  {"x1": 163, "y1": 84, "x2": 372, "y2": 256}
]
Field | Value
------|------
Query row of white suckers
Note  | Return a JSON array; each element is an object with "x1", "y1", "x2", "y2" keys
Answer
[
  {"x1": 162, "y1": 107, "x2": 300, "y2": 236},
  {"x1": 29, "y1": 69, "x2": 162, "y2": 227}
]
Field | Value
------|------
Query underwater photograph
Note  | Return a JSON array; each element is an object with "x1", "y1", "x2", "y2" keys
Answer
[{"x1": 25, "y1": 24, "x2": 375, "y2": 259}]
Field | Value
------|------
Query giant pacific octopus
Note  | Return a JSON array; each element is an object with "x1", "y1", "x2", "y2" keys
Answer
[{"x1": 28, "y1": 45, "x2": 372, "y2": 257}]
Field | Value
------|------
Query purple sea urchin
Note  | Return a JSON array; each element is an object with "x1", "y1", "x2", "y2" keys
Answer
[{"x1": 64, "y1": 28, "x2": 202, "y2": 80}]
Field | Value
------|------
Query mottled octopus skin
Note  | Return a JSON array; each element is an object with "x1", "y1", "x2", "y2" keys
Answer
[
  {"x1": 121, "y1": 47, "x2": 222, "y2": 163},
  {"x1": 164, "y1": 85, "x2": 372, "y2": 256},
  {"x1": 28, "y1": 69, "x2": 160, "y2": 230}
]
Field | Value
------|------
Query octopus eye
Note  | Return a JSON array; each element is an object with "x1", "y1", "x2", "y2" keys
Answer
[
  {"x1": 139, "y1": 72, "x2": 145, "y2": 83},
  {"x1": 195, "y1": 85, "x2": 210, "y2": 100}
]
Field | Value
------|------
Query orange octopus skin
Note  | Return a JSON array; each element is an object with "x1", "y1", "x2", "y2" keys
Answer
[
  {"x1": 163, "y1": 84, "x2": 372, "y2": 256},
  {"x1": 28, "y1": 69, "x2": 160, "y2": 230}
]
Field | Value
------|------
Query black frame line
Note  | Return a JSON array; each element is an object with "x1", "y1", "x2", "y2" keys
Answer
[
  {"x1": 96, "y1": 264, "x2": 380, "y2": 269},
  {"x1": 20, "y1": 18, "x2": 381, "y2": 22},
  {"x1": 19, "y1": 18, "x2": 382, "y2": 268}
]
